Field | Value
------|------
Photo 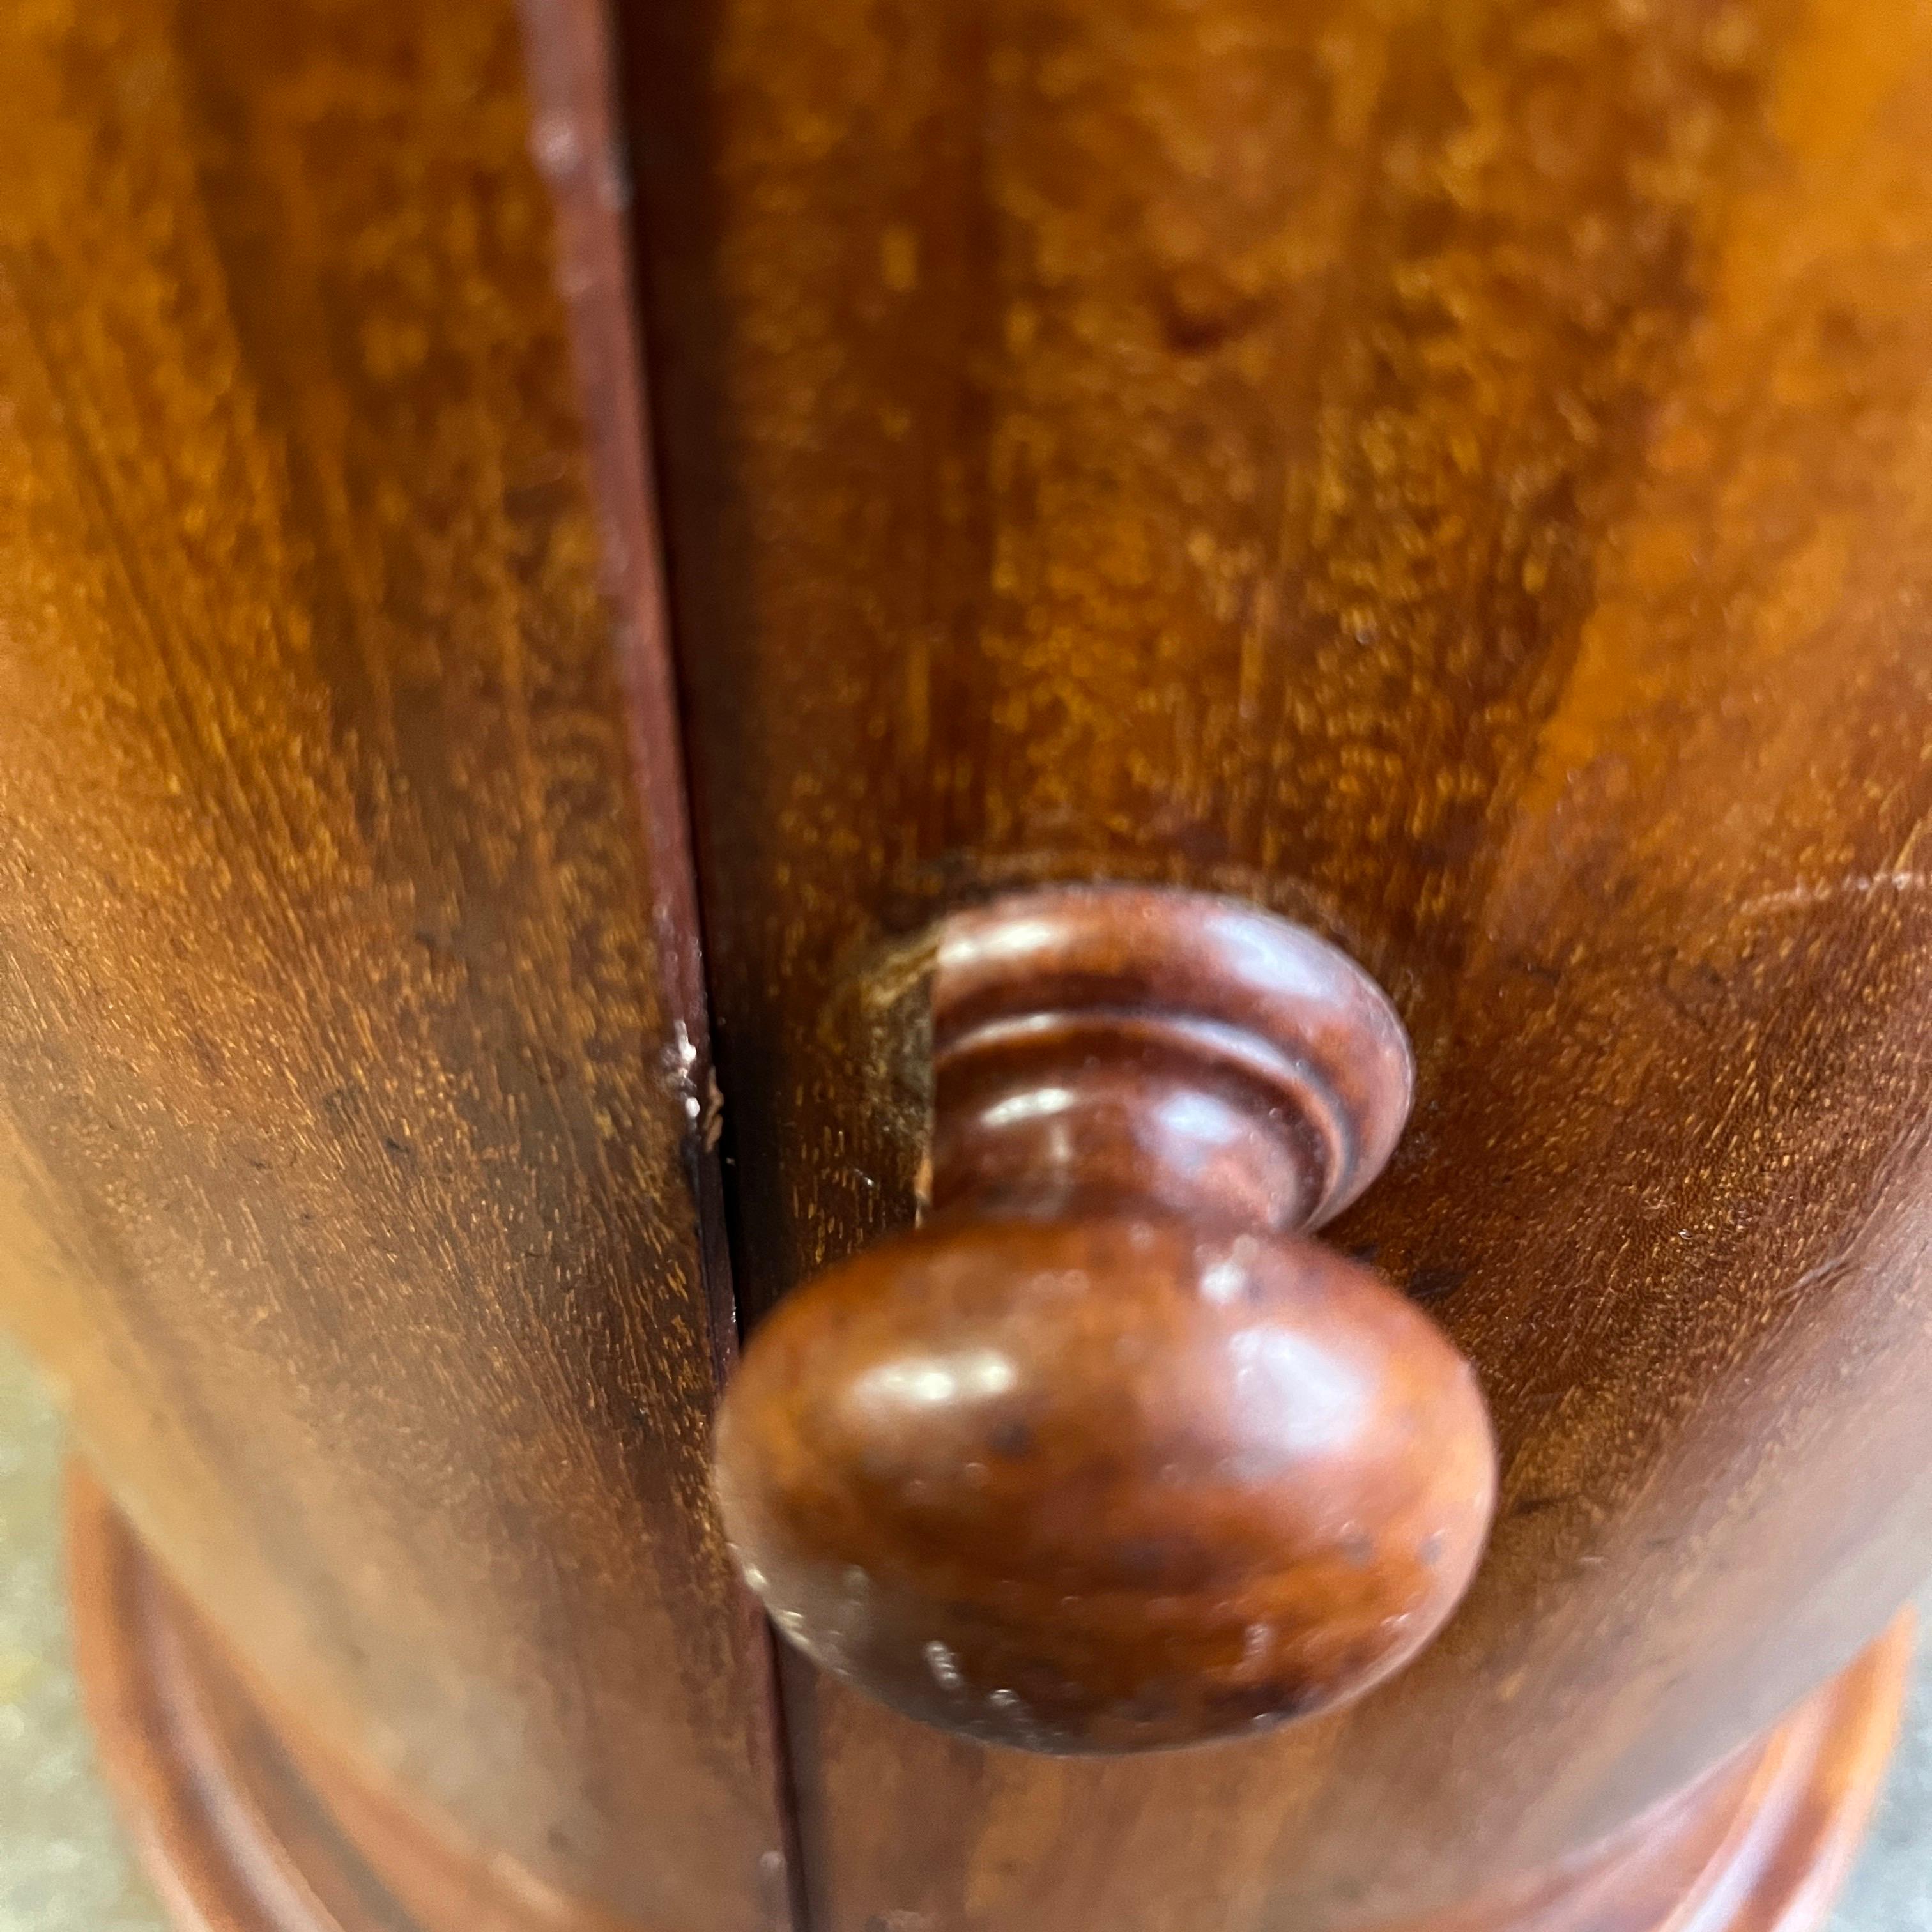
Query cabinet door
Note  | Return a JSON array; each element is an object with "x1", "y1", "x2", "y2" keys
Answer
[
  {"x1": 622, "y1": 0, "x2": 1932, "y2": 1926},
  {"x1": 0, "y1": 3, "x2": 789, "y2": 1929}
]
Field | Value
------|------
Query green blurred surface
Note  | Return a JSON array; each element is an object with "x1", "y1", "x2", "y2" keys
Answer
[{"x1": 0, "y1": 1342, "x2": 162, "y2": 1932}]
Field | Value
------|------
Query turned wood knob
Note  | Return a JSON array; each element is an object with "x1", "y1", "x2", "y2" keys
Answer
[{"x1": 714, "y1": 886, "x2": 1496, "y2": 1753}]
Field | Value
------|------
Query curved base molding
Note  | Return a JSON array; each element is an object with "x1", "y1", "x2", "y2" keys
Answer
[
  {"x1": 66, "y1": 1466, "x2": 610, "y2": 1932},
  {"x1": 1388, "y1": 1616, "x2": 1912, "y2": 1932},
  {"x1": 65, "y1": 1463, "x2": 1910, "y2": 1932}
]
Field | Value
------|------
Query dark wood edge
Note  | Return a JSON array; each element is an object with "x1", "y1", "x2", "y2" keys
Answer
[
  {"x1": 509, "y1": 0, "x2": 739, "y2": 1406},
  {"x1": 502, "y1": 6, "x2": 802, "y2": 1926}
]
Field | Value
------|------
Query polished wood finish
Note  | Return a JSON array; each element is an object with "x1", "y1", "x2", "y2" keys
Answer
[
  {"x1": 716, "y1": 885, "x2": 1494, "y2": 1750},
  {"x1": 67, "y1": 1469, "x2": 1912, "y2": 1932},
  {"x1": 1395, "y1": 1612, "x2": 1912, "y2": 1932},
  {"x1": 928, "y1": 887, "x2": 1414, "y2": 1230},
  {"x1": 2, "y1": 0, "x2": 1928, "y2": 1918},
  {"x1": 622, "y1": 0, "x2": 1932, "y2": 1919},
  {"x1": 0, "y1": 2, "x2": 788, "y2": 1928}
]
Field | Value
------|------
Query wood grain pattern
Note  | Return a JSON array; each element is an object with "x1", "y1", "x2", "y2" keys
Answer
[
  {"x1": 620, "y1": 0, "x2": 1932, "y2": 1923},
  {"x1": 0, "y1": 3, "x2": 788, "y2": 1928}
]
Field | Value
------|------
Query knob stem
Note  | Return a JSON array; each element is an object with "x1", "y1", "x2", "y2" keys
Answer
[{"x1": 929, "y1": 886, "x2": 1413, "y2": 1230}]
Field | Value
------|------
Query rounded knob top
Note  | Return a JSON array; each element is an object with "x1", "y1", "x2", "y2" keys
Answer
[
  {"x1": 715, "y1": 1213, "x2": 1494, "y2": 1752},
  {"x1": 712, "y1": 885, "x2": 1496, "y2": 1753}
]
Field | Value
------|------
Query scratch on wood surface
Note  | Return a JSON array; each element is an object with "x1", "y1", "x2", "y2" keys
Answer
[{"x1": 1738, "y1": 873, "x2": 1931, "y2": 917}]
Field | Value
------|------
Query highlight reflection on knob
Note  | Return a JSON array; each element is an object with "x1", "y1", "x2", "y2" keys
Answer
[{"x1": 714, "y1": 886, "x2": 1496, "y2": 1754}]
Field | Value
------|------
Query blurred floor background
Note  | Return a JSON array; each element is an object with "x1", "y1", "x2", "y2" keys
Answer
[
  {"x1": 1, "y1": 1331, "x2": 1926, "y2": 1932},
  {"x1": 0, "y1": 1341, "x2": 159, "y2": 1932}
]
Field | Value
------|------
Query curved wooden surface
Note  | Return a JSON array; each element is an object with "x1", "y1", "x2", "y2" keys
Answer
[
  {"x1": 0, "y1": 1, "x2": 790, "y2": 1928},
  {"x1": 622, "y1": 0, "x2": 1932, "y2": 1922},
  {"x1": 719, "y1": 1217, "x2": 1495, "y2": 1751},
  {"x1": 930, "y1": 887, "x2": 1418, "y2": 1227},
  {"x1": 1397, "y1": 1609, "x2": 1912, "y2": 1932},
  {"x1": 2, "y1": 0, "x2": 1929, "y2": 1922},
  {"x1": 68, "y1": 1463, "x2": 614, "y2": 1932},
  {"x1": 65, "y1": 1468, "x2": 1912, "y2": 1932}
]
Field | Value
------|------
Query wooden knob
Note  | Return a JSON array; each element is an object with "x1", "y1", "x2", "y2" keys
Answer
[{"x1": 714, "y1": 887, "x2": 1496, "y2": 1753}]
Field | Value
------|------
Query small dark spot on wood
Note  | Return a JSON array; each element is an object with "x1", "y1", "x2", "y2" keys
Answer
[
  {"x1": 1112, "y1": 1539, "x2": 1177, "y2": 1581},
  {"x1": 1270, "y1": 1680, "x2": 1329, "y2": 1720},
  {"x1": 1817, "y1": 304, "x2": 1866, "y2": 354},
  {"x1": 506, "y1": 475, "x2": 576, "y2": 524},
  {"x1": 1510, "y1": 1493, "x2": 1568, "y2": 1517},
  {"x1": 1156, "y1": 268, "x2": 1276, "y2": 354},
  {"x1": 1118, "y1": 1687, "x2": 1179, "y2": 1723},
  {"x1": 381, "y1": 1134, "x2": 415, "y2": 1163},
  {"x1": 1406, "y1": 1264, "x2": 1468, "y2": 1305}
]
